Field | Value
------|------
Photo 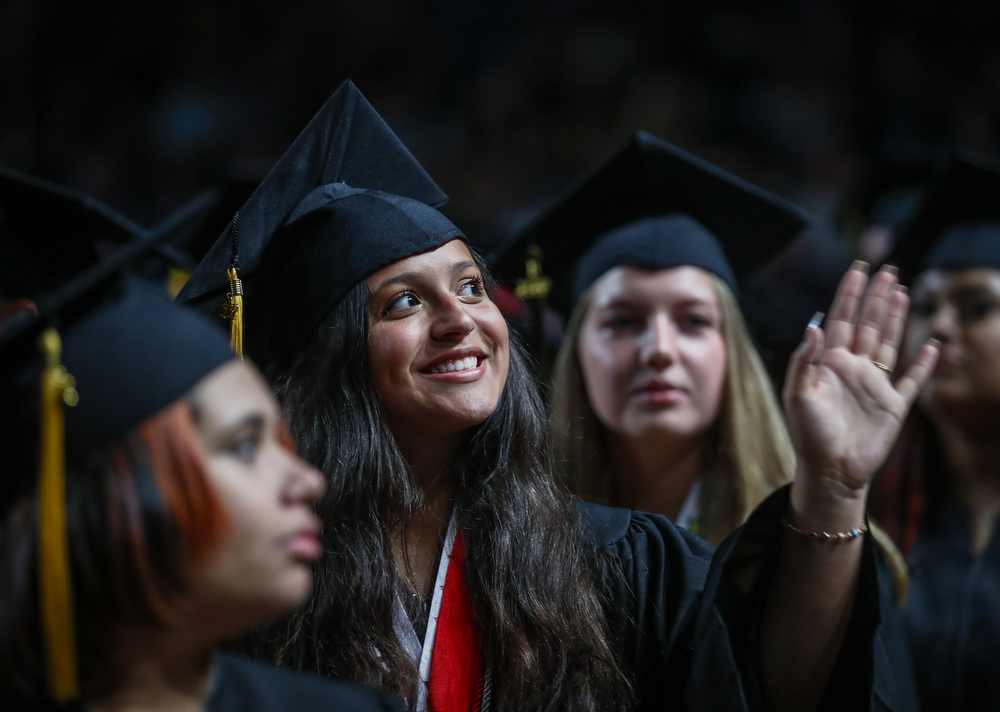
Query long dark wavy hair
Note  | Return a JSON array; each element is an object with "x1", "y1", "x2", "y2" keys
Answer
[{"x1": 260, "y1": 256, "x2": 632, "y2": 711}]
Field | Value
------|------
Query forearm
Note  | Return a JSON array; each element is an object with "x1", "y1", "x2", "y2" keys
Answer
[{"x1": 760, "y1": 475, "x2": 868, "y2": 712}]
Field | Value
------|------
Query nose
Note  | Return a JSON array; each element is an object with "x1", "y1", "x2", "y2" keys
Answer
[
  {"x1": 640, "y1": 312, "x2": 677, "y2": 370},
  {"x1": 429, "y1": 295, "x2": 476, "y2": 343},
  {"x1": 928, "y1": 303, "x2": 959, "y2": 344},
  {"x1": 282, "y1": 451, "x2": 325, "y2": 507}
]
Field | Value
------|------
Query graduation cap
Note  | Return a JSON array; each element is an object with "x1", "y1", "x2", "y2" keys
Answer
[
  {"x1": 838, "y1": 142, "x2": 946, "y2": 237},
  {"x1": 0, "y1": 232, "x2": 233, "y2": 703},
  {"x1": 886, "y1": 150, "x2": 1000, "y2": 283},
  {"x1": 490, "y1": 132, "x2": 810, "y2": 314},
  {"x1": 177, "y1": 80, "x2": 462, "y2": 374},
  {"x1": 0, "y1": 165, "x2": 205, "y2": 304}
]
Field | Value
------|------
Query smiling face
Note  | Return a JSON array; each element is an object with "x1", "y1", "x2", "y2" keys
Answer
[
  {"x1": 577, "y1": 265, "x2": 728, "y2": 444},
  {"x1": 180, "y1": 360, "x2": 325, "y2": 638},
  {"x1": 365, "y1": 239, "x2": 510, "y2": 439},
  {"x1": 904, "y1": 267, "x2": 1000, "y2": 421}
]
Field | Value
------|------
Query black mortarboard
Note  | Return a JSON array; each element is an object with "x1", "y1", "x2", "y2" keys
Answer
[
  {"x1": 177, "y1": 80, "x2": 463, "y2": 374},
  {"x1": 0, "y1": 233, "x2": 233, "y2": 702},
  {"x1": 838, "y1": 142, "x2": 946, "y2": 236},
  {"x1": 490, "y1": 132, "x2": 810, "y2": 312},
  {"x1": 0, "y1": 165, "x2": 206, "y2": 305},
  {"x1": 887, "y1": 150, "x2": 1000, "y2": 282}
]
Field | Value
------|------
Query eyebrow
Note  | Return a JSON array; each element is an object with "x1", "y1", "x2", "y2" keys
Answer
[{"x1": 372, "y1": 261, "x2": 479, "y2": 293}]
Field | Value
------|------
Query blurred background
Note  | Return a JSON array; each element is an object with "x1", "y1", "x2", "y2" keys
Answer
[{"x1": 2, "y1": 0, "x2": 1000, "y2": 254}]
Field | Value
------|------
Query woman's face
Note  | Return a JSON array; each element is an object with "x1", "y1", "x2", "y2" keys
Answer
[
  {"x1": 182, "y1": 360, "x2": 324, "y2": 638},
  {"x1": 366, "y1": 239, "x2": 510, "y2": 437},
  {"x1": 904, "y1": 267, "x2": 1000, "y2": 418},
  {"x1": 578, "y1": 265, "x2": 728, "y2": 444}
]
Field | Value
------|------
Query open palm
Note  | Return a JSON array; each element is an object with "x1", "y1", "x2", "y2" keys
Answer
[{"x1": 783, "y1": 264, "x2": 939, "y2": 494}]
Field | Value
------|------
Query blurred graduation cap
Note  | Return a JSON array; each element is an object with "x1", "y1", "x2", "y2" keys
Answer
[
  {"x1": 167, "y1": 160, "x2": 265, "y2": 266},
  {"x1": 0, "y1": 165, "x2": 206, "y2": 304},
  {"x1": 491, "y1": 131, "x2": 810, "y2": 316},
  {"x1": 886, "y1": 149, "x2": 1000, "y2": 283},
  {"x1": 838, "y1": 142, "x2": 947, "y2": 238},
  {"x1": 178, "y1": 80, "x2": 464, "y2": 375},
  {"x1": 0, "y1": 228, "x2": 233, "y2": 704}
]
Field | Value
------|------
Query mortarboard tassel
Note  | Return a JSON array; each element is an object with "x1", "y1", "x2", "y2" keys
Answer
[
  {"x1": 223, "y1": 267, "x2": 244, "y2": 360},
  {"x1": 220, "y1": 212, "x2": 245, "y2": 360},
  {"x1": 37, "y1": 328, "x2": 79, "y2": 702}
]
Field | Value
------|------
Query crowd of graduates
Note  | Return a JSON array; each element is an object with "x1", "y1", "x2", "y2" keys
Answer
[{"x1": 3, "y1": 74, "x2": 1000, "y2": 712}]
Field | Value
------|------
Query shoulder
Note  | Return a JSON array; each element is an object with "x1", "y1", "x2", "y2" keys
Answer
[
  {"x1": 211, "y1": 653, "x2": 405, "y2": 712},
  {"x1": 575, "y1": 499, "x2": 714, "y2": 560}
]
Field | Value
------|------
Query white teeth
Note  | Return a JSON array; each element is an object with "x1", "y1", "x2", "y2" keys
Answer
[{"x1": 432, "y1": 357, "x2": 479, "y2": 374}]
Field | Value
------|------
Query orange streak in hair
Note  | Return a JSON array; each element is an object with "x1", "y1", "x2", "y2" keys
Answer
[{"x1": 138, "y1": 401, "x2": 228, "y2": 566}]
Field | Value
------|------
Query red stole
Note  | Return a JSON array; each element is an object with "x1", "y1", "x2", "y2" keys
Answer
[{"x1": 428, "y1": 531, "x2": 485, "y2": 712}]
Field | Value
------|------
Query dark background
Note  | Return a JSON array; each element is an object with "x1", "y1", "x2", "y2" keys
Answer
[{"x1": 3, "y1": 0, "x2": 1000, "y2": 251}]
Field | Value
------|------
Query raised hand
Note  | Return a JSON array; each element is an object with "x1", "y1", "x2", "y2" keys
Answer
[{"x1": 783, "y1": 262, "x2": 939, "y2": 528}]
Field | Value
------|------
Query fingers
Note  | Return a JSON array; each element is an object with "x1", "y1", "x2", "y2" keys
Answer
[
  {"x1": 894, "y1": 339, "x2": 941, "y2": 406},
  {"x1": 825, "y1": 262, "x2": 869, "y2": 351},
  {"x1": 784, "y1": 317, "x2": 825, "y2": 405},
  {"x1": 852, "y1": 265, "x2": 899, "y2": 358},
  {"x1": 874, "y1": 286, "x2": 909, "y2": 373}
]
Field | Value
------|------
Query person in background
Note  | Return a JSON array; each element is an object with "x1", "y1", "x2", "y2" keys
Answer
[
  {"x1": 498, "y1": 133, "x2": 802, "y2": 546},
  {"x1": 871, "y1": 150, "x2": 1000, "y2": 712},
  {"x1": 0, "y1": 245, "x2": 404, "y2": 712}
]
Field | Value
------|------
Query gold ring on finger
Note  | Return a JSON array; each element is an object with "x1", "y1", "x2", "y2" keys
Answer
[{"x1": 872, "y1": 361, "x2": 893, "y2": 376}]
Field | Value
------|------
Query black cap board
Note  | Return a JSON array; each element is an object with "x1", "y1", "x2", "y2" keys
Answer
[
  {"x1": 490, "y1": 132, "x2": 810, "y2": 312},
  {"x1": 178, "y1": 80, "x2": 465, "y2": 375},
  {"x1": 0, "y1": 165, "x2": 208, "y2": 303},
  {"x1": 887, "y1": 149, "x2": 1000, "y2": 282},
  {"x1": 0, "y1": 165, "x2": 153, "y2": 300},
  {"x1": 838, "y1": 142, "x2": 946, "y2": 235}
]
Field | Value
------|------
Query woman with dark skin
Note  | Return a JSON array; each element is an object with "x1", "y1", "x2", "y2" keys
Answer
[
  {"x1": 180, "y1": 82, "x2": 939, "y2": 711},
  {"x1": 870, "y1": 152, "x2": 1000, "y2": 712}
]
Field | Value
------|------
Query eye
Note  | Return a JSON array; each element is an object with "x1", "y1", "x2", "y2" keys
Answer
[
  {"x1": 602, "y1": 313, "x2": 639, "y2": 330},
  {"x1": 385, "y1": 291, "x2": 420, "y2": 314},
  {"x1": 458, "y1": 276, "x2": 486, "y2": 299},
  {"x1": 957, "y1": 297, "x2": 999, "y2": 321},
  {"x1": 230, "y1": 433, "x2": 261, "y2": 464}
]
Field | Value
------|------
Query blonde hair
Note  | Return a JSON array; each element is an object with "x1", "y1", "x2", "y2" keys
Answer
[{"x1": 550, "y1": 272, "x2": 795, "y2": 546}]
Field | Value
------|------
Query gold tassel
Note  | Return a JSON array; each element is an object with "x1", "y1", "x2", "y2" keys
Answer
[
  {"x1": 37, "y1": 328, "x2": 79, "y2": 703},
  {"x1": 222, "y1": 267, "x2": 244, "y2": 360}
]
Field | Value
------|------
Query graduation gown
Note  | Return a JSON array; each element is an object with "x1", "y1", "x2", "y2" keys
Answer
[
  {"x1": 580, "y1": 485, "x2": 905, "y2": 711},
  {"x1": 903, "y1": 498, "x2": 1000, "y2": 712},
  {"x1": 16, "y1": 653, "x2": 405, "y2": 712}
]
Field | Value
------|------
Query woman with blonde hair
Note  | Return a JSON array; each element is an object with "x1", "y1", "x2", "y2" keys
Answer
[{"x1": 499, "y1": 133, "x2": 801, "y2": 545}]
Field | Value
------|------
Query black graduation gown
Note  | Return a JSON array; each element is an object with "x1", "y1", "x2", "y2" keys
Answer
[
  {"x1": 903, "y1": 498, "x2": 1000, "y2": 712},
  {"x1": 17, "y1": 653, "x2": 405, "y2": 712},
  {"x1": 580, "y1": 485, "x2": 905, "y2": 711}
]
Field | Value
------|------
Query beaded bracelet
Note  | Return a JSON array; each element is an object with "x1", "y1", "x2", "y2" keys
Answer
[{"x1": 782, "y1": 517, "x2": 867, "y2": 542}]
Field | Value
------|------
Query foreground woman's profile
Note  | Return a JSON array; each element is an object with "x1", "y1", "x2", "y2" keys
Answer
[
  {"x1": 182, "y1": 80, "x2": 941, "y2": 712},
  {"x1": 0, "y1": 249, "x2": 404, "y2": 711}
]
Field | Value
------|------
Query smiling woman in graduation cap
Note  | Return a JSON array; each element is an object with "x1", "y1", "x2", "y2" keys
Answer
[
  {"x1": 495, "y1": 133, "x2": 802, "y2": 547},
  {"x1": 0, "y1": 242, "x2": 404, "y2": 711},
  {"x1": 869, "y1": 150, "x2": 1000, "y2": 712},
  {"x1": 180, "y1": 81, "x2": 939, "y2": 712}
]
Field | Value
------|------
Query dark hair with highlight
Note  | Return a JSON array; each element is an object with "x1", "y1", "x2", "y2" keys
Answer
[
  {"x1": 0, "y1": 399, "x2": 227, "y2": 704},
  {"x1": 255, "y1": 251, "x2": 633, "y2": 712}
]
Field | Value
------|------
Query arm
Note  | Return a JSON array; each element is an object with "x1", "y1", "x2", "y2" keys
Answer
[{"x1": 760, "y1": 263, "x2": 938, "y2": 711}]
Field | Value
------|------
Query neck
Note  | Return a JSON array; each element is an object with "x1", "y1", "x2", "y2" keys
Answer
[
  {"x1": 934, "y1": 412, "x2": 1000, "y2": 553},
  {"x1": 391, "y1": 425, "x2": 464, "y2": 597},
  {"x1": 87, "y1": 626, "x2": 215, "y2": 712},
  {"x1": 606, "y1": 430, "x2": 704, "y2": 520}
]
